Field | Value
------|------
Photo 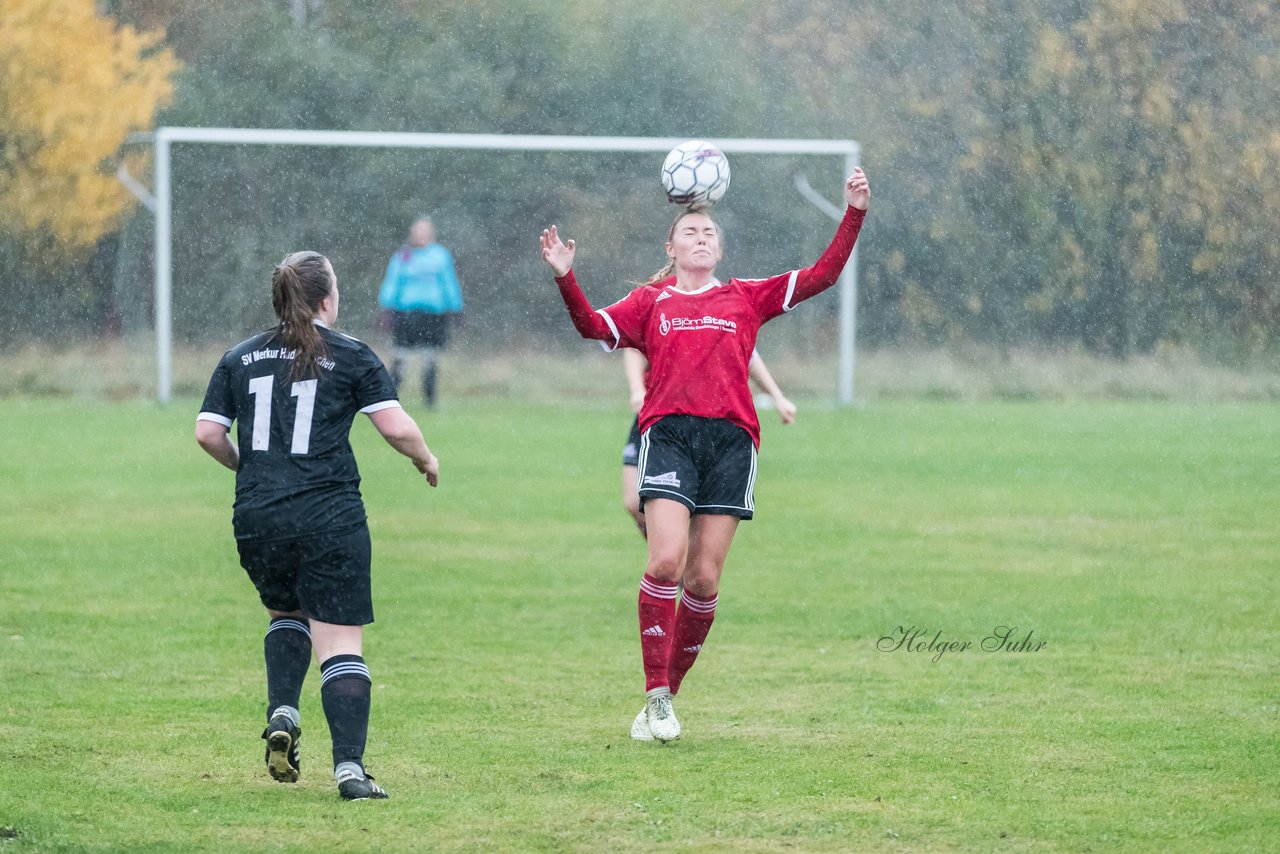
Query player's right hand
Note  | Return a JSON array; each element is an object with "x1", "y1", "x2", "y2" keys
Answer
[{"x1": 539, "y1": 225, "x2": 576, "y2": 277}]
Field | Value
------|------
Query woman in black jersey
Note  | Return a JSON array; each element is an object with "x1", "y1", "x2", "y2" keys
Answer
[{"x1": 196, "y1": 250, "x2": 439, "y2": 801}]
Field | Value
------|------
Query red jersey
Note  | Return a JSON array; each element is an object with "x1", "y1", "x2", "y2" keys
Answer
[{"x1": 555, "y1": 206, "x2": 865, "y2": 446}]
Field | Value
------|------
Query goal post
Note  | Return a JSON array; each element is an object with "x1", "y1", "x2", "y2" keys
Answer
[{"x1": 151, "y1": 127, "x2": 861, "y2": 404}]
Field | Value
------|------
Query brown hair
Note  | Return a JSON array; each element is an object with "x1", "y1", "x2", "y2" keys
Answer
[
  {"x1": 271, "y1": 250, "x2": 332, "y2": 379},
  {"x1": 641, "y1": 209, "x2": 723, "y2": 285}
]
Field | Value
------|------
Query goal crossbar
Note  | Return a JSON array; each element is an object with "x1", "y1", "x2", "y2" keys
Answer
[{"x1": 152, "y1": 127, "x2": 861, "y2": 402}]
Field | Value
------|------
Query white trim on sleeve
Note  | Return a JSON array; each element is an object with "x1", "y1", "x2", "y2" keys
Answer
[
  {"x1": 596, "y1": 308, "x2": 622, "y2": 352},
  {"x1": 782, "y1": 270, "x2": 800, "y2": 312},
  {"x1": 196, "y1": 412, "x2": 233, "y2": 428},
  {"x1": 360, "y1": 399, "x2": 402, "y2": 414}
]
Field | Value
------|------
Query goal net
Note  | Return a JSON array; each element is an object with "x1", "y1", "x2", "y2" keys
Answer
[{"x1": 130, "y1": 128, "x2": 860, "y2": 404}]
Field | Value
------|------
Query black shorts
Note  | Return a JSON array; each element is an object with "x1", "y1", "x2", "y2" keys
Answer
[
  {"x1": 236, "y1": 524, "x2": 374, "y2": 625},
  {"x1": 622, "y1": 416, "x2": 641, "y2": 467},
  {"x1": 637, "y1": 415, "x2": 757, "y2": 519},
  {"x1": 392, "y1": 311, "x2": 451, "y2": 349}
]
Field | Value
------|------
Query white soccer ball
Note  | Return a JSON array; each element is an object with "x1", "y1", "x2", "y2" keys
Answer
[{"x1": 661, "y1": 140, "x2": 730, "y2": 210}]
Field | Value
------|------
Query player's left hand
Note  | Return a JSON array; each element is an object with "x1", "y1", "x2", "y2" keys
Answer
[
  {"x1": 844, "y1": 168, "x2": 870, "y2": 210},
  {"x1": 415, "y1": 453, "x2": 440, "y2": 487},
  {"x1": 775, "y1": 396, "x2": 797, "y2": 425}
]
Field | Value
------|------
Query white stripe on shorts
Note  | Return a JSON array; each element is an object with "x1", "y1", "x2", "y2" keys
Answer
[{"x1": 636, "y1": 424, "x2": 651, "y2": 480}]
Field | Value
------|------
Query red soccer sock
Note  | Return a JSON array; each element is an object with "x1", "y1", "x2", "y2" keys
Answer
[
  {"x1": 668, "y1": 590, "x2": 717, "y2": 696},
  {"x1": 638, "y1": 574, "x2": 679, "y2": 692}
]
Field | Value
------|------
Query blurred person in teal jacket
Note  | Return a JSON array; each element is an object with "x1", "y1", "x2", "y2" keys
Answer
[{"x1": 377, "y1": 216, "x2": 464, "y2": 407}]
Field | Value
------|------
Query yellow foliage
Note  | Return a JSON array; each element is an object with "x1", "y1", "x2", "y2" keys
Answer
[
  {"x1": 900, "y1": 281, "x2": 944, "y2": 335},
  {"x1": 1023, "y1": 287, "x2": 1055, "y2": 315},
  {"x1": 0, "y1": 0, "x2": 179, "y2": 260}
]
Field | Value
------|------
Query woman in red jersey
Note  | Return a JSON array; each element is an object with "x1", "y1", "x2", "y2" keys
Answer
[{"x1": 539, "y1": 169, "x2": 870, "y2": 743}]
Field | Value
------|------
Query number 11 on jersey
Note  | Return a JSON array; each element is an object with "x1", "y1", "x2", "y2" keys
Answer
[{"x1": 248, "y1": 376, "x2": 317, "y2": 454}]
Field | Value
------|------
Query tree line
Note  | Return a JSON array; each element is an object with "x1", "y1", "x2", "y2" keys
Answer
[{"x1": 2, "y1": 0, "x2": 1276, "y2": 360}]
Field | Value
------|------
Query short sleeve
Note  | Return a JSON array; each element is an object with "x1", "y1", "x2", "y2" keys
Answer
[
  {"x1": 196, "y1": 356, "x2": 236, "y2": 427},
  {"x1": 353, "y1": 345, "x2": 400, "y2": 413},
  {"x1": 737, "y1": 272, "x2": 800, "y2": 324},
  {"x1": 597, "y1": 288, "x2": 651, "y2": 352}
]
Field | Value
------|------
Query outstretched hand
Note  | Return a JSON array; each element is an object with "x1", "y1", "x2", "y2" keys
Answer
[
  {"x1": 539, "y1": 225, "x2": 576, "y2": 277},
  {"x1": 844, "y1": 168, "x2": 870, "y2": 210}
]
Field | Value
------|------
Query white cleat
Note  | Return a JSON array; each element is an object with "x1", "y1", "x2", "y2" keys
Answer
[
  {"x1": 630, "y1": 708, "x2": 654, "y2": 741},
  {"x1": 645, "y1": 692, "x2": 681, "y2": 743}
]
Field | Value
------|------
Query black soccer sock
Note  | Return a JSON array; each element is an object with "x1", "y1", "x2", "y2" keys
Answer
[
  {"x1": 264, "y1": 617, "x2": 312, "y2": 718},
  {"x1": 423, "y1": 363, "x2": 437, "y2": 407},
  {"x1": 320, "y1": 654, "x2": 372, "y2": 768}
]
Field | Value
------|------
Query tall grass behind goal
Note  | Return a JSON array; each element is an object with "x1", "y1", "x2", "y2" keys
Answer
[{"x1": 128, "y1": 129, "x2": 860, "y2": 404}]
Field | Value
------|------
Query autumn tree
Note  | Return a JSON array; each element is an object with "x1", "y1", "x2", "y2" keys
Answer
[{"x1": 0, "y1": 0, "x2": 179, "y2": 264}]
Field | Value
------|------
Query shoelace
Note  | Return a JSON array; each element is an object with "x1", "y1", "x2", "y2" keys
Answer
[{"x1": 651, "y1": 696, "x2": 673, "y2": 720}]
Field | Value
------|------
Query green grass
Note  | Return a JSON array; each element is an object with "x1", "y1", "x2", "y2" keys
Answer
[{"x1": 1, "y1": 399, "x2": 1278, "y2": 852}]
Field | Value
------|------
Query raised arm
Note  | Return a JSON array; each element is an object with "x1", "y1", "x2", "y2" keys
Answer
[
  {"x1": 367, "y1": 406, "x2": 439, "y2": 487},
  {"x1": 540, "y1": 225, "x2": 616, "y2": 341},
  {"x1": 789, "y1": 169, "x2": 871, "y2": 306}
]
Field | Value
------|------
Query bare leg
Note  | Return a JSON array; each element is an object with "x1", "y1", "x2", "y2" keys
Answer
[
  {"x1": 644, "y1": 498, "x2": 692, "y2": 582},
  {"x1": 682, "y1": 514, "x2": 739, "y2": 598},
  {"x1": 621, "y1": 465, "x2": 647, "y2": 538},
  {"x1": 309, "y1": 621, "x2": 363, "y2": 662}
]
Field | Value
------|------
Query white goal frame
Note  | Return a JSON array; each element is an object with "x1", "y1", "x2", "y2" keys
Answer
[{"x1": 151, "y1": 127, "x2": 861, "y2": 404}]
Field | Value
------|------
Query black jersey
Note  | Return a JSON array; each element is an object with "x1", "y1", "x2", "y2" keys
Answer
[{"x1": 197, "y1": 324, "x2": 399, "y2": 542}]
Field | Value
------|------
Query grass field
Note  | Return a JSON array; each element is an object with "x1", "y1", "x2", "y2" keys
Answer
[{"x1": 2, "y1": 398, "x2": 1278, "y2": 852}]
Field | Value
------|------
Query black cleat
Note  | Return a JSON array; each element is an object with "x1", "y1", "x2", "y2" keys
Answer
[
  {"x1": 336, "y1": 766, "x2": 388, "y2": 800},
  {"x1": 262, "y1": 714, "x2": 301, "y2": 783}
]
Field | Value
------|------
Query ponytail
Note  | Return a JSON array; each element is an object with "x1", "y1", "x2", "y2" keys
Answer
[
  {"x1": 642, "y1": 259, "x2": 676, "y2": 286},
  {"x1": 271, "y1": 250, "x2": 332, "y2": 379}
]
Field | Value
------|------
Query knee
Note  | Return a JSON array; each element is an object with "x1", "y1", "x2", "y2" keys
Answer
[
  {"x1": 682, "y1": 562, "x2": 723, "y2": 598},
  {"x1": 267, "y1": 608, "x2": 306, "y2": 620},
  {"x1": 682, "y1": 574, "x2": 719, "y2": 599},
  {"x1": 646, "y1": 551, "x2": 683, "y2": 582}
]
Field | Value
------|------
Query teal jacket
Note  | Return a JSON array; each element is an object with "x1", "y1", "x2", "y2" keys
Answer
[{"x1": 378, "y1": 243, "x2": 463, "y2": 314}]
